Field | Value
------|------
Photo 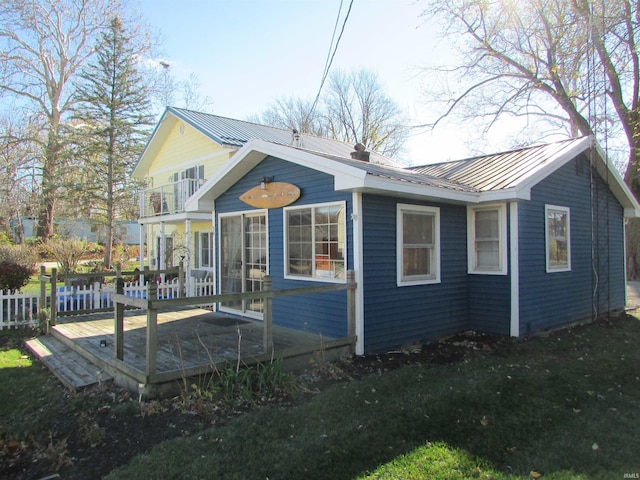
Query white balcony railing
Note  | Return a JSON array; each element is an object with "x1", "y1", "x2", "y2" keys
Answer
[{"x1": 140, "y1": 178, "x2": 204, "y2": 218}]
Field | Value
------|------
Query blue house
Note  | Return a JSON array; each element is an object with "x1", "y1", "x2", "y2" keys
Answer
[{"x1": 187, "y1": 135, "x2": 639, "y2": 354}]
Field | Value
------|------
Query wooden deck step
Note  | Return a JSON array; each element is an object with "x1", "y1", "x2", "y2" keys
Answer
[{"x1": 25, "y1": 335, "x2": 113, "y2": 391}]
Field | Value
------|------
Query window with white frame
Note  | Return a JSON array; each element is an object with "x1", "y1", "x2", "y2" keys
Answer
[
  {"x1": 284, "y1": 202, "x2": 346, "y2": 281},
  {"x1": 397, "y1": 204, "x2": 440, "y2": 286},
  {"x1": 194, "y1": 231, "x2": 213, "y2": 268},
  {"x1": 545, "y1": 205, "x2": 571, "y2": 272},
  {"x1": 467, "y1": 204, "x2": 507, "y2": 274}
]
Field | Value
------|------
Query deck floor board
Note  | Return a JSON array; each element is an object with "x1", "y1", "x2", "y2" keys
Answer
[{"x1": 52, "y1": 308, "x2": 327, "y2": 376}]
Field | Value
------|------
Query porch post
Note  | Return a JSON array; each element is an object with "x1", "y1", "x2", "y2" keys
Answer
[
  {"x1": 39, "y1": 266, "x2": 48, "y2": 333},
  {"x1": 50, "y1": 268, "x2": 57, "y2": 327},
  {"x1": 146, "y1": 278, "x2": 158, "y2": 379},
  {"x1": 178, "y1": 260, "x2": 185, "y2": 298},
  {"x1": 185, "y1": 219, "x2": 191, "y2": 293},
  {"x1": 263, "y1": 275, "x2": 273, "y2": 355},
  {"x1": 138, "y1": 223, "x2": 146, "y2": 284},
  {"x1": 159, "y1": 222, "x2": 166, "y2": 275},
  {"x1": 114, "y1": 275, "x2": 124, "y2": 361}
]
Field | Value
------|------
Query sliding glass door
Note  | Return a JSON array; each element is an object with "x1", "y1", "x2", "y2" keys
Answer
[{"x1": 219, "y1": 212, "x2": 267, "y2": 317}]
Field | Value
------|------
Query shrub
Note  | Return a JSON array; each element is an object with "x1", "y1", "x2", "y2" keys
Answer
[
  {"x1": 0, "y1": 244, "x2": 37, "y2": 266},
  {"x1": 0, "y1": 261, "x2": 35, "y2": 291},
  {"x1": 0, "y1": 245, "x2": 37, "y2": 291},
  {"x1": 45, "y1": 239, "x2": 89, "y2": 274}
]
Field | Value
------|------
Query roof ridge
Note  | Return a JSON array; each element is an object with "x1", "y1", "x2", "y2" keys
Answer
[{"x1": 168, "y1": 106, "x2": 339, "y2": 144}]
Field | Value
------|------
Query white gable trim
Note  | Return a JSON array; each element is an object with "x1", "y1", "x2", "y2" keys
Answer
[
  {"x1": 479, "y1": 136, "x2": 640, "y2": 217},
  {"x1": 187, "y1": 139, "x2": 481, "y2": 210},
  {"x1": 186, "y1": 140, "x2": 367, "y2": 211}
]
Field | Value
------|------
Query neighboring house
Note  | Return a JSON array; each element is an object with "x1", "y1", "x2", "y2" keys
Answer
[
  {"x1": 12, "y1": 217, "x2": 138, "y2": 244},
  {"x1": 133, "y1": 107, "x2": 398, "y2": 280},
  {"x1": 182, "y1": 134, "x2": 639, "y2": 354}
]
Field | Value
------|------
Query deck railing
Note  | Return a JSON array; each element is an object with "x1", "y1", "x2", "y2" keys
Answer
[
  {"x1": 113, "y1": 271, "x2": 357, "y2": 384},
  {"x1": 140, "y1": 178, "x2": 204, "y2": 218},
  {"x1": 0, "y1": 264, "x2": 215, "y2": 330}
]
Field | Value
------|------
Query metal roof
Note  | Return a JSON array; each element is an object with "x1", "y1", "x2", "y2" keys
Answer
[
  {"x1": 322, "y1": 154, "x2": 478, "y2": 193},
  {"x1": 168, "y1": 107, "x2": 401, "y2": 167},
  {"x1": 409, "y1": 137, "x2": 589, "y2": 191}
]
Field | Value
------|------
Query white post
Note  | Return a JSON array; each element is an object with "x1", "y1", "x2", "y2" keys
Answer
[
  {"x1": 160, "y1": 222, "x2": 166, "y2": 279},
  {"x1": 185, "y1": 219, "x2": 192, "y2": 296},
  {"x1": 139, "y1": 223, "x2": 146, "y2": 285},
  {"x1": 93, "y1": 281, "x2": 101, "y2": 309}
]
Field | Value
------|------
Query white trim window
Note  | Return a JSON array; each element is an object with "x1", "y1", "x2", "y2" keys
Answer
[
  {"x1": 467, "y1": 204, "x2": 507, "y2": 275},
  {"x1": 194, "y1": 231, "x2": 213, "y2": 268},
  {"x1": 284, "y1": 202, "x2": 346, "y2": 282},
  {"x1": 397, "y1": 204, "x2": 440, "y2": 286},
  {"x1": 545, "y1": 205, "x2": 571, "y2": 272}
]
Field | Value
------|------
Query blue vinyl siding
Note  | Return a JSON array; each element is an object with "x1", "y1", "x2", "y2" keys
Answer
[
  {"x1": 467, "y1": 274, "x2": 511, "y2": 335},
  {"x1": 361, "y1": 194, "x2": 469, "y2": 352},
  {"x1": 214, "y1": 156, "x2": 353, "y2": 339},
  {"x1": 467, "y1": 204, "x2": 512, "y2": 335},
  {"x1": 518, "y1": 155, "x2": 625, "y2": 334}
]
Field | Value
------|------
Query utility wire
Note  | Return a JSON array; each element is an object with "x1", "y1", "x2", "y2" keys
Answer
[{"x1": 304, "y1": 0, "x2": 355, "y2": 128}]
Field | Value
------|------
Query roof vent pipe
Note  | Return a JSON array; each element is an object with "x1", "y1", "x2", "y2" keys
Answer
[
  {"x1": 350, "y1": 142, "x2": 370, "y2": 162},
  {"x1": 291, "y1": 128, "x2": 301, "y2": 147}
]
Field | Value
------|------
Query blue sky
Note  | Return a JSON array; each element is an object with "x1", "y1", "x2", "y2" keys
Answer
[{"x1": 136, "y1": 0, "x2": 479, "y2": 164}]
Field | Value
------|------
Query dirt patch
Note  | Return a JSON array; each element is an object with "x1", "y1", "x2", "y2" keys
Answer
[{"x1": 2, "y1": 330, "x2": 508, "y2": 480}]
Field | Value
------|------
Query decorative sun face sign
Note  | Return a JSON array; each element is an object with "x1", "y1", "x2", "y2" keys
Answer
[{"x1": 239, "y1": 182, "x2": 301, "y2": 209}]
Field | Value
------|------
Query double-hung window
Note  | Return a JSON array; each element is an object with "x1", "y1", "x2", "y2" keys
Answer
[
  {"x1": 397, "y1": 204, "x2": 440, "y2": 286},
  {"x1": 467, "y1": 204, "x2": 507, "y2": 274},
  {"x1": 545, "y1": 205, "x2": 571, "y2": 272},
  {"x1": 285, "y1": 202, "x2": 346, "y2": 282},
  {"x1": 194, "y1": 231, "x2": 213, "y2": 268}
]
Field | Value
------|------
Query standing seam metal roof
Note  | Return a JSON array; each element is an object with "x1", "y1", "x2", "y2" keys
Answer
[
  {"x1": 169, "y1": 107, "x2": 401, "y2": 167},
  {"x1": 410, "y1": 138, "x2": 588, "y2": 191},
  {"x1": 321, "y1": 154, "x2": 479, "y2": 193}
]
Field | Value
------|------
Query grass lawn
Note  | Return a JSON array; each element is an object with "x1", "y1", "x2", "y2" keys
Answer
[
  {"x1": 2, "y1": 314, "x2": 639, "y2": 479},
  {"x1": 104, "y1": 314, "x2": 640, "y2": 480}
]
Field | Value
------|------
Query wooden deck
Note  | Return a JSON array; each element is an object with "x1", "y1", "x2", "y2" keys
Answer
[{"x1": 31, "y1": 307, "x2": 353, "y2": 397}]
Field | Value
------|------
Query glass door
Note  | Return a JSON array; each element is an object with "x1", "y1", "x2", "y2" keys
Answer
[{"x1": 219, "y1": 213, "x2": 267, "y2": 316}]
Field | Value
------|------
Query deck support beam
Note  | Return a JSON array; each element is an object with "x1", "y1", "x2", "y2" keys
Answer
[
  {"x1": 114, "y1": 276, "x2": 124, "y2": 360},
  {"x1": 263, "y1": 276, "x2": 273, "y2": 355},
  {"x1": 146, "y1": 279, "x2": 158, "y2": 379}
]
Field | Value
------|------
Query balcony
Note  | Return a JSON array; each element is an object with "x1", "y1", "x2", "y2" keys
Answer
[{"x1": 140, "y1": 178, "x2": 205, "y2": 218}]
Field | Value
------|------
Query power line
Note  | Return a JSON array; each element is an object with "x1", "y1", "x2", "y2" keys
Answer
[{"x1": 304, "y1": 0, "x2": 355, "y2": 128}]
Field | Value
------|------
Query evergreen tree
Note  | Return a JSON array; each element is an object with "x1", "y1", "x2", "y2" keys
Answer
[{"x1": 73, "y1": 16, "x2": 153, "y2": 268}]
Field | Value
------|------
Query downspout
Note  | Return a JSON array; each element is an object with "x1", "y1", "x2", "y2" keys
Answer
[
  {"x1": 352, "y1": 192, "x2": 365, "y2": 354},
  {"x1": 509, "y1": 202, "x2": 520, "y2": 337}
]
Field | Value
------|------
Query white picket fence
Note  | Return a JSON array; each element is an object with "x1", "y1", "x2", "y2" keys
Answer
[{"x1": 0, "y1": 277, "x2": 215, "y2": 330}]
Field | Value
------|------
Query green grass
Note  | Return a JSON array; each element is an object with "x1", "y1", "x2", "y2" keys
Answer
[
  {"x1": 0, "y1": 330, "x2": 66, "y2": 440},
  {"x1": 105, "y1": 314, "x2": 640, "y2": 480},
  {"x1": 3, "y1": 315, "x2": 638, "y2": 479}
]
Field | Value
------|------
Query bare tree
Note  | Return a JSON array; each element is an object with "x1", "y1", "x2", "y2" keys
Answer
[
  {"x1": 249, "y1": 96, "x2": 327, "y2": 137},
  {"x1": 420, "y1": 0, "x2": 638, "y2": 184},
  {"x1": 253, "y1": 68, "x2": 409, "y2": 159},
  {"x1": 323, "y1": 69, "x2": 409, "y2": 158},
  {"x1": 180, "y1": 73, "x2": 214, "y2": 112},
  {"x1": 0, "y1": 0, "x2": 117, "y2": 240},
  {"x1": 0, "y1": 115, "x2": 39, "y2": 242}
]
